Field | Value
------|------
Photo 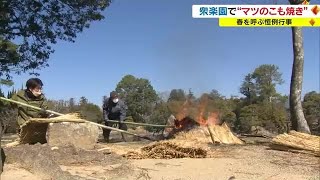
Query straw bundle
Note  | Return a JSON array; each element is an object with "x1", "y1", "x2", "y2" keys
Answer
[
  {"x1": 173, "y1": 123, "x2": 243, "y2": 145},
  {"x1": 207, "y1": 123, "x2": 244, "y2": 144},
  {"x1": 271, "y1": 131, "x2": 320, "y2": 156},
  {"x1": 124, "y1": 122, "x2": 243, "y2": 159},
  {"x1": 19, "y1": 113, "x2": 85, "y2": 144},
  {"x1": 29, "y1": 113, "x2": 86, "y2": 123}
]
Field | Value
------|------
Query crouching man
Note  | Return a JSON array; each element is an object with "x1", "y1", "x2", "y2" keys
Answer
[
  {"x1": 11, "y1": 78, "x2": 50, "y2": 143},
  {"x1": 102, "y1": 91, "x2": 128, "y2": 143}
]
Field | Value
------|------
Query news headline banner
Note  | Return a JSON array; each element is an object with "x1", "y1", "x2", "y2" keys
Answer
[{"x1": 192, "y1": 5, "x2": 320, "y2": 27}]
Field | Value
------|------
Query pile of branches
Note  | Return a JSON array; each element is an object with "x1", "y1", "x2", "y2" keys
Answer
[{"x1": 124, "y1": 141, "x2": 207, "y2": 159}]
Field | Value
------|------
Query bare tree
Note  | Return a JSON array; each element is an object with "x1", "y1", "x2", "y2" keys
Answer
[{"x1": 288, "y1": 0, "x2": 311, "y2": 134}]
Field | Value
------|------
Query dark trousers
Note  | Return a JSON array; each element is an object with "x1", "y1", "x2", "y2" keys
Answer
[
  {"x1": 102, "y1": 120, "x2": 128, "y2": 142},
  {"x1": 0, "y1": 121, "x2": 6, "y2": 174}
]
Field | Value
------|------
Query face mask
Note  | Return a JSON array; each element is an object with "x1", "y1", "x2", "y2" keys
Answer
[
  {"x1": 31, "y1": 90, "x2": 42, "y2": 97},
  {"x1": 112, "y1": 98, "x2": 119, "y2": 103}
]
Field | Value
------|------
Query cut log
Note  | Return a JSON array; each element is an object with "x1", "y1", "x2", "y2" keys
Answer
[
  {"x1": 250, "y1": 126, "x2": 276, "y2": 138},
  {"x1": 46, "y1": 122, "x2": 99, "y2": 150},
  {"x1": 271, "y1": 131, "x2": 320, "y2": 156}
]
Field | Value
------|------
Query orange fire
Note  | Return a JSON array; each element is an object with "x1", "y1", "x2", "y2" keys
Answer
[
  {"x1": 175, "y1": 97, "x2": 221, "y2": 128},
  {"x1": 196, "y1": 96, "x2": 220, "y2": 126},
  {"x1": 197, "y1": 111, "x2": 220, "y2": 126},
  {"x1": 207, "y1": 112, "x2": 220, "y2": 126}
]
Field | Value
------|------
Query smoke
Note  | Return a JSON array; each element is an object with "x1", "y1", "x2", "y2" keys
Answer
[{"x1": 154, "y1": 28, "x2": 220, "y2": 94}]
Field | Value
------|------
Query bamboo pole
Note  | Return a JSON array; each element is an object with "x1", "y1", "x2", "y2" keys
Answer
[
  {"x1": 106, "y1": 120, "x2": 174, "y2": 128},
  {"x1": 207, "y1": 125, "x2": 215, "y2": 144},
  {"x1": 0, "y1": 97, "x2": 64, "y2": 116},
  {"x1": 0, "y1": 97, "x2": 153, "y2": 141},
  {"x1": 29, "y1": 118, "x2": 86, "y2": 123}
]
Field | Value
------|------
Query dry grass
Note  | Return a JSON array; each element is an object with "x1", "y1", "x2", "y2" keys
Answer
[
  {"x1": 271, "y1": 131, "x2": 320, "y2": 156},
  {"x1": 173, "y1": 127, "x2": 210, "y2": 143},
  {"x1": 125, "y1": 140, "x2": 208, "y2": 159},
  {"x1": 29, "y1": 113, "x2": 86, "y2": 123},
  {"x1": 124, "y1": 123, "x2": 243, "y2": 159},
  {"x1": 173, "y1": 123, "x2": 243, "y2": 145}
]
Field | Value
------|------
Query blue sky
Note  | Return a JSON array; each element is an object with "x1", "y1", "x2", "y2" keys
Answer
[{"x1": 2, "y1": 0, "x2": 319, "y2": 106}]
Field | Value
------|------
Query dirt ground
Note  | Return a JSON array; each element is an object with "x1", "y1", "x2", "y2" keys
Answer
[{"x1": 1, "y1": 133, "x2": 320, "y2": 180}]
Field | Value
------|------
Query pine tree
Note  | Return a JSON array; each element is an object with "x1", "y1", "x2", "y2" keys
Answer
[
  {"x1": 188, "y1": 88, "x2": 196, "y2": 100},
  {"x1": 0, "y1": 89, "x2": 4, "y2": 97}
]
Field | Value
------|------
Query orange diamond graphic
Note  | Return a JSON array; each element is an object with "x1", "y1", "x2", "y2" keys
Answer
[
  {"x1": 309, "y1": 19, "x2": 315, "y2": 26},
  {"x1": 302, "y1": 0, "x2": 309, "y2": 5},
  {"x1": 311, "y1": 5, "x2": 320, "y2": 15}
]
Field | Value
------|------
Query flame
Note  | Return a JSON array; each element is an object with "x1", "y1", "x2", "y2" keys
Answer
[
  {"x1": 196, "y1": 95, "x2": 220, "y2": 126},
  {"x1": 174, "y1": 96, "x2": 220, "y2": 128},
  {"x1": 197, "y1": 110, "x2": 220, "y2": 126},
  {"x1": 174, "y1": 119, "x2": 183, "y2": 128},
  {"x1": 196, "y1": 96, "x2": 208, "y2": 126},
  {"x1": 207, "y1": 112, "x2": 220, "y2": 126}
]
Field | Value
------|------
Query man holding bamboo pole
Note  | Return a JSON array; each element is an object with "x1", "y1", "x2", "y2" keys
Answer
[
  {"x1": 11, "y1": 78, "x2": 50, "y2": 140},
  {"x1": 102, "y1": 91, "x2": 128, "y2": 143}
]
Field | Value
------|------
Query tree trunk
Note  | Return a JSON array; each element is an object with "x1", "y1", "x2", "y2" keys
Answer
[
  {"x1": 289, "y1": 27, "x2": 311, "y2": 134},
  {"x1": 0, "y1": 120, "x2": 2, "y2": 174}
]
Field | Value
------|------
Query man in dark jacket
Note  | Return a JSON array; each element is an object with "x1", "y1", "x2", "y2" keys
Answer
[{"x1": 102, "y1": 91, "x2": 128, "y2": 142}]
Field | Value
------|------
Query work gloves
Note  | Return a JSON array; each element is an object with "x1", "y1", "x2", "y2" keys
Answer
[{"x1": 39, "y1": 108, "x2": 50, "y2": 118}]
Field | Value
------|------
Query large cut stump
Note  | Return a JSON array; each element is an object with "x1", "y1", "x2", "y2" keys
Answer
[{"x1": 47, "y1": 122, "x2": 99, "y2": 150}]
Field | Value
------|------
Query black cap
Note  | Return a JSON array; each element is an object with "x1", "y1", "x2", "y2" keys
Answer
[{"x1": 110, "y1": 91, "x2": 118, "y2": 99}]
